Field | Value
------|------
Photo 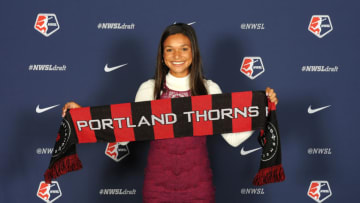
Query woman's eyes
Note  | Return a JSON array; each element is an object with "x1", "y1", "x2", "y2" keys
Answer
[{"x1": 165, "y1": 47, "x2": 189, "y2": 53}]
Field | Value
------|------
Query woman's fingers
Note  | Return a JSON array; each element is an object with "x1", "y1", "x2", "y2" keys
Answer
[
  {"x1": 62, "y1": 102, "x2": 81, "y2": 117},
  {"x1": 62, "y1": 103, "x2": 69, "y2": 118},
  {"x1": 266, "y1": 87, "x2": 278, "y2": 105}
]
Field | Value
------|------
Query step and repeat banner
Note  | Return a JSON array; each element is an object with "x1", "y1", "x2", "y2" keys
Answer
[{"x1": 1, "y1": 0, "x2": 359, "y2": 202}]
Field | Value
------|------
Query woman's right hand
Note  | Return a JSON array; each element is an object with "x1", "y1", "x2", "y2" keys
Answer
[{"x1": 62, "y1": 101, "x2": 81, "y2": 117}]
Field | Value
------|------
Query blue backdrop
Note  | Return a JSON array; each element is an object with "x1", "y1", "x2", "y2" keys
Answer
[{"x1": 1, "y1": 0, "x2": 359, "y2": 202}]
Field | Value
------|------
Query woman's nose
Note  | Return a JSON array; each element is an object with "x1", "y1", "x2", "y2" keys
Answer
[{"x1": 173, "y1": 50, "x2": 180, "y2": 59}]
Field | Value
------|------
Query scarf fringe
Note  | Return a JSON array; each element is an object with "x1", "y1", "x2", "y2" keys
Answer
[
  {"x1": 252, "y1": 164, "x2": 285, "y2": 186},
  {"x1": 44, "y1": 154, "x2": 83, "y2": 184}
]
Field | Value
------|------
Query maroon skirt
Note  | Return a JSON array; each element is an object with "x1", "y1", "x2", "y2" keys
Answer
[{"x1": 142, "y1": 85, "x2": 215, "y2": 202}]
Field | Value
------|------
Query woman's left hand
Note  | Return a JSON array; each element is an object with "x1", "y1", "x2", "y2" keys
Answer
[{"x1": 265, "y1": 87, "x2": 278, "y2": 105}]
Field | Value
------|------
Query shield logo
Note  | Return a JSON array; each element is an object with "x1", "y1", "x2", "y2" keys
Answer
[
  {"x1": 105, "y1": 142, "x2": 130, "y2": 162},
  {"x1": 240, "y1": 57, "x2": 265, "y2": 80},
  {"x1": 34, "y1": 13, "x2": 60, "y2": 37},
  {"x1": 307, "y1": 181, "x2": 332, "y2": 203},
  {"x1": 308, "y1": 15, "x2": 333, "y2": 38},
  {"x1": 36, "y1": 181, "x2": 62, "y2": 203}
]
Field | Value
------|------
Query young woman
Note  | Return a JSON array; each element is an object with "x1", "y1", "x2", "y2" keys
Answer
[{"x1": 62, "y1": 23, "x2": 278, "y2": 202}]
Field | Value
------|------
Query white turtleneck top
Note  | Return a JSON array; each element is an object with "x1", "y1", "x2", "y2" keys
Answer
[{"x1": 126, "y1": 72, "x2": 254, "y2": 147}]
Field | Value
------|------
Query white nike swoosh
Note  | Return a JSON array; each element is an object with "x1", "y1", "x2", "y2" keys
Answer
[
  {"x1": 173, "y1": 21, "x2": 196, "y2": 25},
  {"x1": 307, "y1": 105, "x2": 331, "y2": 114},
  {"x1": 104, "y1": 63, "x2": 128, "y2": 72},
  {"x1": 36, "y1": 104, "x2": 60, "y2": 113},
  {"x1": 240, "y1": 147, "x2": 262, "y2": 156}
]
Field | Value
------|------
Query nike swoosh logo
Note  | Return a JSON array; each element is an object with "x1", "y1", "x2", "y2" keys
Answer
[
  {"x1": 240, "y1": 147, "x2": 262, "y2": 156},
  {"x1": 104, "y1": 63, "x2": 128, "y2": 72},
  {"x1": 173, "y1": 21, "x2": 196, "y2": 25},
  {"x1": 36, "y1": 104, "x2": 60, "y2": 113},
  {"x1": 308, "y1": 105, "x2": 331, "y2": 114}
]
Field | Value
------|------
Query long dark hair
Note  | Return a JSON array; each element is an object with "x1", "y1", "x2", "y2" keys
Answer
[{"x1": 154, "y1": 23, "x2": 208, "y2": 99}]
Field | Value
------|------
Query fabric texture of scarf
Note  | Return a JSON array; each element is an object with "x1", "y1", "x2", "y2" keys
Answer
[{"x1": 44, "y1": 91, "x2": 285, "y2": 186}]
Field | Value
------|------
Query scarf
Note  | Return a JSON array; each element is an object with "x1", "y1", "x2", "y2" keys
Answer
[{"x1": 44, "y1": 91, "x2": 285, "y2": 186}]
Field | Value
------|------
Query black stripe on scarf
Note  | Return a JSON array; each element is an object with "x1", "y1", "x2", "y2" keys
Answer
[
  {"x1": 212, "y1": 93, "x2": 233, "y2": 135},
  {"x1": 131, "y1": 101, "x2": 154, "y2": 141},
  {"x1": 251, "y1": 91, "x2": 267, "y2": 130},
  {"x1": 171, "y1": 97, "x2": 193, "y2": 138},
  {"x1": 90, "y1": 106, "x2": 115, "y2": 142}
]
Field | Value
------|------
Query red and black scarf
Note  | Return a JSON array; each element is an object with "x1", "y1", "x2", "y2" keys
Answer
[{"x1": 44, "y1": 91, "x2": 285, "y2": 186}]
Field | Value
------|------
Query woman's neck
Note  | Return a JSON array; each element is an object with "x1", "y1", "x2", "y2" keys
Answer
[{"x1": 166, "y1": 72, "x2": 190, "y2": 91}]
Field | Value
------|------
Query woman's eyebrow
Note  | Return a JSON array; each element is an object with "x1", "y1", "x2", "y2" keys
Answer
[{"x1": 164, "y1": 44, "x2": 190, "y2": 48}]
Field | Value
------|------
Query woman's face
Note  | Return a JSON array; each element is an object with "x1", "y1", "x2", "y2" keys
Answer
[{"x1": 163, "y1": 33, "x2": 192, "y2": 78}]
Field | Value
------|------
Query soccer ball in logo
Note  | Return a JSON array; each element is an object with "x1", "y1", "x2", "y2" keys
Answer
[
  {"x1": 36, "y1": 181, "x2": 62, "y2": 203},
  {"x1": 307, "y1": 181, "x2": 332, "y2": 203},
  {"x1": 308, "y1": 15, "x2": 333, "y2": 38},
  {"x1": 105, "y1": 142, "x2": 130, "y2": 162},
  {"x1": 34, "y1": 13, "x2": 60, "y2": 37},
  {"x1": 240, "y1": 57, "x2": 265, "y2": 80}
]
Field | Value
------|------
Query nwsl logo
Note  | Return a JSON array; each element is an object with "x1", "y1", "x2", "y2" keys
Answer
[
  {"x1": 36, "y1": 181, "x2": 62, "y2": 203},
  {"x1": 308, "y1": 15, "x2": 333, "y2": 38},
  {"x1": 307, "y1": 181, "x2": 332, "y2": 203},
  {"x1": 105, "y1": 142, "x2": 130, "y2": 162},
  {"x1": 240, "y1": 57, "x2": 265, "y2": 80},
  {"x1": 34, "y1": 13, "x2": 60, "y2": 37}
]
